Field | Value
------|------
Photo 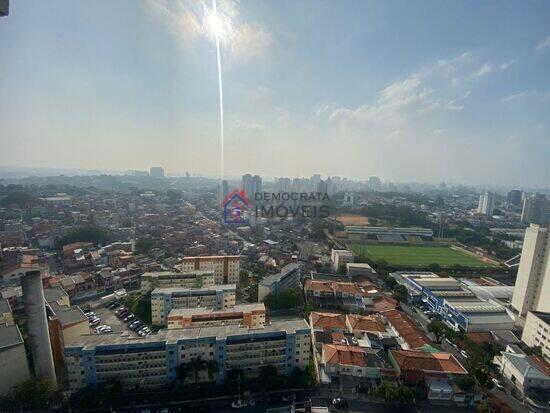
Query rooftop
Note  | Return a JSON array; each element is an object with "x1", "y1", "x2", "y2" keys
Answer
[
  {"x1": 383, "y1": 310, "x2": 431, "y2": 349},
  {"x1": 347, "y1": 314, "x2": 386, "y2": 333},
  {"x1": 259, "y1": 263, "x2": 301, "y2": 287},
  {"x1": 152, "y1": 284, "x2": 236, "y2": 295},
  {"x1": 0, "y1": 323, "x2": 24, "y2": 350},
  {"x1": 391, "y1": 349, "x2": 467, "y2": 375},
  {"x1": 168, "y1": 302, "x2": 265, "y2": 318},
  {"x1": 324, "y1": 344, "x2": 368, "y2": 367},
  {"x1": 66, "y1": 318, "x2": 310, "y2": 350},
  {"x1": 311, "y1": 312, "x2": 348, "y2": 330},
  {"x1": 501, "y1": 352, "x2": 550, "y2": 380}
]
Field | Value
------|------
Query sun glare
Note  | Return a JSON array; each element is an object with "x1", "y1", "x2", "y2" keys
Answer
[{"x1": 207, "y1": 12, "x2": 224, "y2": 38}]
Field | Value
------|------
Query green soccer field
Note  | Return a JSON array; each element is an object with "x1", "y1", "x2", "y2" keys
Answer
[{"x1": 350, "y1": 244, "x2": 498, "y2": 268}]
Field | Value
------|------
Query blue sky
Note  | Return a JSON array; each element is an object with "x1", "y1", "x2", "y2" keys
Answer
[{"x1": 1, "y1": 0, "x2": 549, "y2": 186}]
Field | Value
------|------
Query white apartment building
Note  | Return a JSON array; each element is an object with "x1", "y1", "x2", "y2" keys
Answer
[
  {"x1": 167, "y1": 303, "x2": 266, "y2": 329},
  {"x1": 65, "y1": 319, "x2": 311, "y2": 390},
  {"x1": 511, "y1": 225, "x2": 550, "y2": 317},
  {"x1": 151, "y1": 285, "x2": 236, "y2": 326},
  {"x1": 177, "y1": 256, "x2": 241, "y2": 285},
  {"x1": 331, "y1": 249, "x2": 354, "y2": 272},
  {"x1": 140, "y1": 271, "x2": 215, "y2": 292},
  {"x1": 522, "y1": 311, "x2": 550, "y2": 361},
  {"x1": 477, "y1": 191, "x2": 496, "y2": 217}
]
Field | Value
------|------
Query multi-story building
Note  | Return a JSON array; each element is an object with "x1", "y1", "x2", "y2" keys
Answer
[
  {"x1": 140, "y1": 271, "x2": 215, "y2": 292},
  {"x1": 331, "y1": 249, "x2": 354, "y2": 272},
  {"x1": 0, "y1": 298, "x2": 30, "y2": 395},
  {"x1": 167, "y1": 303, "x2": 266, "y2": 329},
  {"x1": 151, "y1": 285, "x2": 236, "y2": 326},
  {"x1": 507, "y1": 189, "x2": 522, "y2": 207},
  {"x1": 521, "y1": 193, "x2": 549, "y2": 225},
  {"x1": 177, "y1": 256, "x2": 241, "y2": 285},
  {"x1": 242, "y1": 174, "x2": 262, "y2": 202},
  {"x1": 477, "y1": 191, "x2": 496, "y2": 217},
  {"x1": 512, "y1": 225, "x2": 550, "y2": 317},
  {"x1": 65, "y1": 319, "x2": 311, "y2": 390},
  {"x1": 258, "y1": 263, "x2": 301, "y2": 301},
  {"x1": 149, "y1": 166, "x2": 165, "y2": 178},
  {"x1": 521, "y1": 311, "x2": 550, "y2": 361},
  {"x1": 346, "y1": 263, "x2": 376, "y2": 277}
]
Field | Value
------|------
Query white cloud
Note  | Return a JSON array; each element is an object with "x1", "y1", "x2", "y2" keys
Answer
[
  {"x1": 145, "y1": 0, "x2": 272, "y2": 61},
  {"x1": 474, "y1": 63, "x2": 493, "y2": 77},
  {"x1": 536, "y1": 35, "x2": 550, "y2": 51},
  {"x1": 501, "y1": 90, "x2": 550, "y2": 103},
  {"x1": 499, "y1": 60, "x2": 515, "y2": 71}
]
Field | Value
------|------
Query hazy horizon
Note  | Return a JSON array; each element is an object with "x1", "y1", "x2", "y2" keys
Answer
[{"x1": 1, "y1": 1, "x2": 549, "y2": 186}]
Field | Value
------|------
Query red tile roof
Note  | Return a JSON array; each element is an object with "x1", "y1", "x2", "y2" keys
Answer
[
  {"x1": 383, "y1": 310, "x2": 431, "y2": 349},
  {"x1": 324, "y1": 344, "x2": 368, "y2": 367},
  {"x1": 391, "y1": 349, "x2": 467, "y2": 375},
  {"x1": 347, "y1": 314, "x2": 386, "y2": 333},
  {"x1": 310, "y1": 312, "x2": 348, "y2": 330}
]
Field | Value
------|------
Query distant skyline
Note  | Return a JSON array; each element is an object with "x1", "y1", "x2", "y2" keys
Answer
[{"x1": 1, "y1": 1, "x2": 549, "y2": 186}]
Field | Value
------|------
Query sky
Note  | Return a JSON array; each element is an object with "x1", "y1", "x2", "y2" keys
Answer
[{"x1": 1, "y1": 0, "x2": 549, "y2": 187}]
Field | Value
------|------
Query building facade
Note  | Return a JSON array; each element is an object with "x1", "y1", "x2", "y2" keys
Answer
[
  {"x1": 140, "y1": 271, "x2": 215, "y2": 292},
  {"x1": 177, "y1": 256, "x2": 241, "y2": 285},
  {"x1": 258, "y1": 263, "x2": 301, "y2": 301},
  {"x1": 512, "y1": 225, "x2": 550, "y2": 317},
  {"x1": 477, "y1": 191, "x2": 496, "y2": 217},
  {"x1": 151, "y1": 285, "x2": 236, "y2": 326},
  {"x1": 65, "y1": 319, "x2": 311, "y2": 390},
  {"x1": 331, "y1": 249, "x2": 354, "y2": 272},
  {"x1": 521, "y1": 311, "x2": 550, "y2": 361},
  {"x1": 167, "y1": 303, "x2": 266, "y2": 329}
]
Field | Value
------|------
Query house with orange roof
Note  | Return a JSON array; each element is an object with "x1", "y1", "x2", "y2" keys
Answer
[{"x1": 383, "y1": 309, "x2": 432, "y2": 349}]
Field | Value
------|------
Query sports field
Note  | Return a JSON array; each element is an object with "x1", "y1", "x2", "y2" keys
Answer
[{"x1": 350, "y1": 244, "x2": 498, "y2": 268}]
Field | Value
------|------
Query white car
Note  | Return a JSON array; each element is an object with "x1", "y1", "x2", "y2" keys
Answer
[
  {"x1": 492, "y1": 378, "x2": 504, "y2": 390},
  {"x1": 460, "y1": 350, "x2": 469, "y2": 358}
]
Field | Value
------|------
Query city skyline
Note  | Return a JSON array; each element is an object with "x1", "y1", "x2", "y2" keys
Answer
[{"x1": 1, "y1": 1, "x2": 549, "y2": 186}]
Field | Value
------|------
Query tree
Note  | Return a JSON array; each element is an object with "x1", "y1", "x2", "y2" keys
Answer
[
  {"x1": 258, "y1": 365, "x2": 281, "y2": 391},
  {"x1": 427, "y1": 263, "x2": 442, "y2": 272},
  {"x1": 383, "y1": 275, "x2": 398, "y2": 290},
  {"x1": 427, "y1": 320, "x2": 454, "y2": 344},
  {"x1": 58, "y1": 225, "x2": 112, "y2": 247},
  {"x1": 392, "y1": 285, "x2": 408, "y2": 303},
  {"x1": 263, "y1": 288, "x2": 303, "y2": 310},
  {"x1": 374, "y1": 381, "x2": 414, "y2": 405},
  {"x1": 13, "y1": 379, "x2": 56, "y2": 410},
  {"x1": 134, "y1": 238, "x2": 155, "y2": 255}
]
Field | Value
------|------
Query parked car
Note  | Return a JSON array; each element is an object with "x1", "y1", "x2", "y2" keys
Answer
[
  {"x1": 460, "y1": 350, "x2": 469, "y2": 358},
  {"x1": 89, "y1": 318, "x2": 101, "y2": 327},
  {"x1": 282, "y1": 394, "x2": 296, "y2": 402},
  {"x1": 492, "y1": 378, "x2": 504, "y2": 390},
  {"x1": 124, "y1": 314, "x2": 135, "y2": 322},
  {"x1": 129, "y1": 320, "x2": 140, "y2": 329},
  {"x1": 332, "y1": 398, "x2": 348, "y2": 409}
]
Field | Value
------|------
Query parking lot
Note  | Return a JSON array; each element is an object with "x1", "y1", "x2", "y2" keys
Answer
[{"x1": 83, "y1": 301, "x2": 152, "y2": 337}]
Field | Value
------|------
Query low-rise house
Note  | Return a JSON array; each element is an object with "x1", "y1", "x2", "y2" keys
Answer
[
  {"x1": 383, "y1": 310, "x2": 432, "y2": 349},
  {"x1": 497, "y1": 351, "x2": 550, "y2": 396}
]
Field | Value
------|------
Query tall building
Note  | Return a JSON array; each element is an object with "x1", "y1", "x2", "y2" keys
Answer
[
  {"x1": 477, "y1": 191, "x2": 496, "y2": 217},
  {"x1": 331, "y1": 249, "x2": 354, "y2": 272},
  {"x1": 511, "y1": 225, "x2": 550, "y2": 317},
  {"x1": 507, "y1": 190, "x2": 522, "y2": 207},
  {"x1": 521, "y1": 311, "x2": 550, "y2": 361},
  {"x1": 218, "y1": 180, "x2": 230, "y2": 204},
  {"x1": 21, "y1": 271, "x2": 57, "y2": 385},
  {"x1": 0, "y1": 0, "x2": 8, "y2": 17},
  {"x1": 149, "y1": 166, "x2": 165, "y2": 178},
  {"x1": 521, "y1": 193, "x2": 549, "y2": 225},
  {"x1": 242, "y1": 174, "x2": 262, "y2": 201},
  {"x1": 176, "y1": 255, "x2": 241, "y2": 284},
  {"x1": 369, "y1": 176, "x2": 381, "y2": 191}
]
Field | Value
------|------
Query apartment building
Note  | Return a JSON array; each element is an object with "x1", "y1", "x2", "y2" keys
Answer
[
  {"x1": 521, "y1": 311, "x2": 550, "y2": 361},
  {"x1": 512, "y1": 225, "x2": 550, "y2": 317},
  {"x1": 167, "y1": 303, "x2": 266, "y2": 329},
  {"x1": 65, "y1": 319, "x2": 311, "y2": 390},
  {"x1": 258, "y1": 263, "x2": 301, "y2": 301},
  {"x1": 331, "y1": 249, "x2": 354, "y2": 272},
  {"x1": 151, "y1": 285, "x2": 236, "y2": 326},
  {"x1": 140, "y1": 270, "x2": 215, "y2": 292},
  {"x1": 176, "y1": 256, "x2": 241, "y2": 285}
]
